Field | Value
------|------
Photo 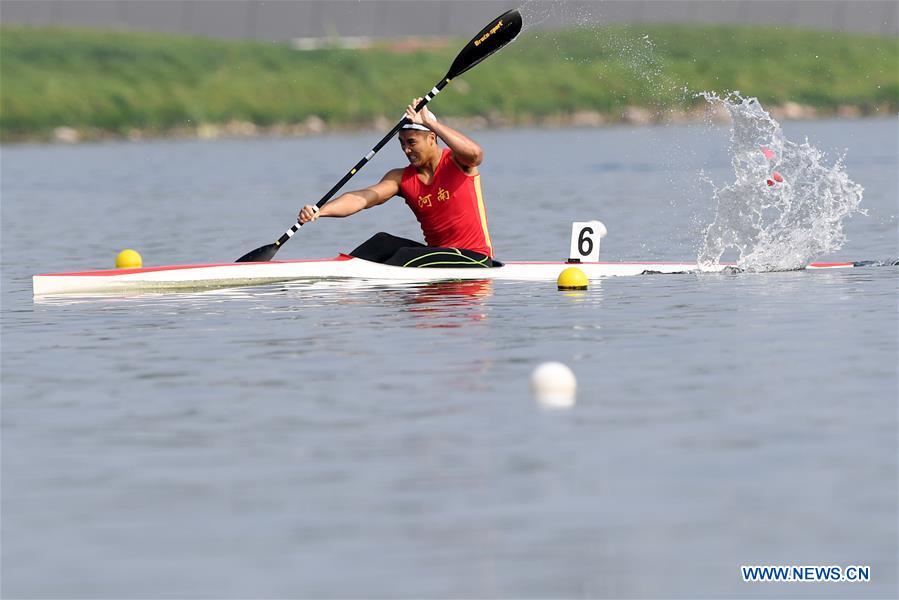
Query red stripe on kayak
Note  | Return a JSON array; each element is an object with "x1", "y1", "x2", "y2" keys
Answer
[
  {"x1": 808, "y1": 262, "x2": 854, "y2": 268},
  {"x1": 505, "y1": 261, "x2": 738, "y2": 266},
  {"x1": 38, "y1": 254, "x2": 354, "y2": 277},
  {"x1": 36, "y1": 256, "x2": 856, "y2": 278},
  {"x1": 510, "y1": 261, "x2": 854, "y2": 268}
]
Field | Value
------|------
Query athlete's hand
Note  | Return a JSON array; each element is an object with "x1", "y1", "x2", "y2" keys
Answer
[
  {"x1": 405, "y1": 98, "x2": 436, "y2": 129},
  {"x1": 298, "y1": 204, "x2": 320, "y2": 224}
]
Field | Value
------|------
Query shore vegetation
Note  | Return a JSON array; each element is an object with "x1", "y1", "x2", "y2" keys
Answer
[{"x1": 1, "y1": 24, "x2": 896, "y2": 141}]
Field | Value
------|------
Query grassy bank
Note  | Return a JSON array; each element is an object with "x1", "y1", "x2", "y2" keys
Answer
[{"x1": 1, "y1": 24, "x2": 896, "y2": 141}]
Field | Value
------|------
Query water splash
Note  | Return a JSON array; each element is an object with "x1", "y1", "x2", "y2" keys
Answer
[
  {"x1": 698, "y1": 93, "x2": 865, "y2": 271},
  {"x1": 518, "y1": 1, "x2": 681, "y2": 105}
]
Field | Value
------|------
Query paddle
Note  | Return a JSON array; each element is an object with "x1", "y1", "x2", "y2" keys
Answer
[{"x1": 236, "y1": 8, "x2": 523, "y2": 262}]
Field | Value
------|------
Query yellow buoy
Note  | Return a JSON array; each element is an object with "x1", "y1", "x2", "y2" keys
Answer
[
  {"x1": 557, "y1": 266, "x2": 588, "y2": 290},
  {"x1": 115, "y1": 249, "x2": 143, "y2": 269}
]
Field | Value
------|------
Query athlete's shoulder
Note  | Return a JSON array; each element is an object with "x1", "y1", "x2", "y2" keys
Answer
[
  {"x1": 382, "y1": 167, "x2": 405, "y2": 182},
  {"x1": 448, "y1": 151, "x2": 478, "y2": 176}
]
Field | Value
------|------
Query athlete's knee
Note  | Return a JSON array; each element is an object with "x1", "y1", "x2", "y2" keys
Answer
[
  {"x1": 384, "y1": 246, "x2": 421, "y2": 266},
  {"x1": 350, "y1": 232, "x2": 393, "y2": 259}
]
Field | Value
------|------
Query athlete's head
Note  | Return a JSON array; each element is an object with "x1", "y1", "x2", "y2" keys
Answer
[{"x1": 399, "y1": 114, "x2": 439, "y2": 167}]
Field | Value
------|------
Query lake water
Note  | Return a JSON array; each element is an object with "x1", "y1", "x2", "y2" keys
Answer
[{"x1": 2, "y1": 117, "x2": 897, "y2": 598}]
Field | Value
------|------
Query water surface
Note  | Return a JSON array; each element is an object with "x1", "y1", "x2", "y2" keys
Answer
[{"x1": 2, "y1": 119, "x2": 897, "y2": 598}]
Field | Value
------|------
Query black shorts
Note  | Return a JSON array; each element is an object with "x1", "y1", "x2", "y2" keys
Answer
[{"x1": 349, "y1": 232, "x2": 501, "y2": 268}]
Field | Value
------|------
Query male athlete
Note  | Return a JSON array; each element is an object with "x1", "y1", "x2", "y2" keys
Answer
[{"x1": 298, "y1": 99, "x2": 497, "y2": 268}]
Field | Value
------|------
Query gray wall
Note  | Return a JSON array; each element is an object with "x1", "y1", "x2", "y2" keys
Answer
[{"x1": 2, "y1": 1, "x2": 897, "y2": 39}]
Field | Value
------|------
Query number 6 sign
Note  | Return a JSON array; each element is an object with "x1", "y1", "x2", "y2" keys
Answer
[{"x1": 568, "y1": 221, "x2": 607, "y2": 262}]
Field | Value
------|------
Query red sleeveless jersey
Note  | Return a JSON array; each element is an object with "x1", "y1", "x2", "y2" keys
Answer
[{"x1": 399, "y1": 148, "x2": 494, "y2": 257}]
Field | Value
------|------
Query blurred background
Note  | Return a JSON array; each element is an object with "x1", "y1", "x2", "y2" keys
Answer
[
  {"x1": 2, "y1": 1, "x2": 896, "y2": 144},
  {"x1": 2, "y1": 0, "x2": 897, "y2": 39}
]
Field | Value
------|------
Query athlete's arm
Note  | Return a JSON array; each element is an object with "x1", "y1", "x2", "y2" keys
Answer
[
  {"x1": 405, "y1": 99, "x2": 483, "y2": 172},
  {"x1": 298, "y1": 169, "x2": 403, "y2": 223}
]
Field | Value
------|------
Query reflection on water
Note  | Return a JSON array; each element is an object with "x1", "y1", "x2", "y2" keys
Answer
[
  {"x1": 32, "y1": 275, "x2": 609, "y2": 330},
  {"x1": 395, "y1": 280, "x2": 493, "y2": 328}
]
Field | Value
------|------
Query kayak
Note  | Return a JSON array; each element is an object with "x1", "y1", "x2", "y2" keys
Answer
[{"x1": 32, "y1": 254, "x2": 855, "y2": 296}]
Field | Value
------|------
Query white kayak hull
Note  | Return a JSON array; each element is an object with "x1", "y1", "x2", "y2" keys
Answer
[{"x1": 32, "y1": 254, "x2": 855, "y2": 296}]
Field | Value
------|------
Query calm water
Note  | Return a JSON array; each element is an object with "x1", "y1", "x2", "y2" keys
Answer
[{"x1": 2, "y1": 119, "x2": 897, "y2": 598}]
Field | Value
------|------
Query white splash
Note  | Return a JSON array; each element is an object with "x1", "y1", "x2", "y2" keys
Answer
[{"x1": 698, "y1": 93, "x2": 864, "y2": 271}]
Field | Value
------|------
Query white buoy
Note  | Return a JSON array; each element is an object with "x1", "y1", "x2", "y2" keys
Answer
[{"x1": 531, "y1": 361, "x2": 577, "y2": 409}]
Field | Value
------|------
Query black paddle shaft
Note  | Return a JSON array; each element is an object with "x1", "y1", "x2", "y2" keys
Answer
[
  {"x1": 236, "y1": 9, "x2": 522, "y2": 263},
  {"x1": 268, "y1": 87, "x2": 448, "y2": 249}
]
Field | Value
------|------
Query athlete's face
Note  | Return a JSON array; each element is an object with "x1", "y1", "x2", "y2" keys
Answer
[{"x1": 399, "y1": 130, "x2": 437, "y2": 167}]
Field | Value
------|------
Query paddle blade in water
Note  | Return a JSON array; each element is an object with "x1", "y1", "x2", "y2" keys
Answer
[
  {"x1": 236, "y1": 243, "x2": 280, "y2": 263},
  {"x1": 447, "y1": 9, "x2": 522, "y2": 79}
]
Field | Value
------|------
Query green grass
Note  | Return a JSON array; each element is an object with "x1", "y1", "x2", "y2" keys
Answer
[{"x1": 1, "y1": 24, "x2": 896, "y2": 140}]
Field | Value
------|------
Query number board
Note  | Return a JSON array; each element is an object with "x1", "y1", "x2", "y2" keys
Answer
[{"x1": 569, "y1": 221, "x2": 607, "y2": 262}]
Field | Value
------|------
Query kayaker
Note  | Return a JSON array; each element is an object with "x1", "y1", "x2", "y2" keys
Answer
[{"x1": 298, "y1": 99, "x2": 498, "y2": 268}]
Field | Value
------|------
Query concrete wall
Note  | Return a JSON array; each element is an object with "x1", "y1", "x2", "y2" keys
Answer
[{"x1": 2, "y1": 1, "x2": 897, "y2": 39}]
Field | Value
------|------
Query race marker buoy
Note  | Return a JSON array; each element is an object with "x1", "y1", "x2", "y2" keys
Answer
[
  {"x1": 531, "y1": 362, "x2": 577, "y2": 408},
  {"x1": 115, "y1": 249, "x2": 142, "y2": 269},
  {"x1": 557, "y1": 266, "x2": 588, "y2": 290}
]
